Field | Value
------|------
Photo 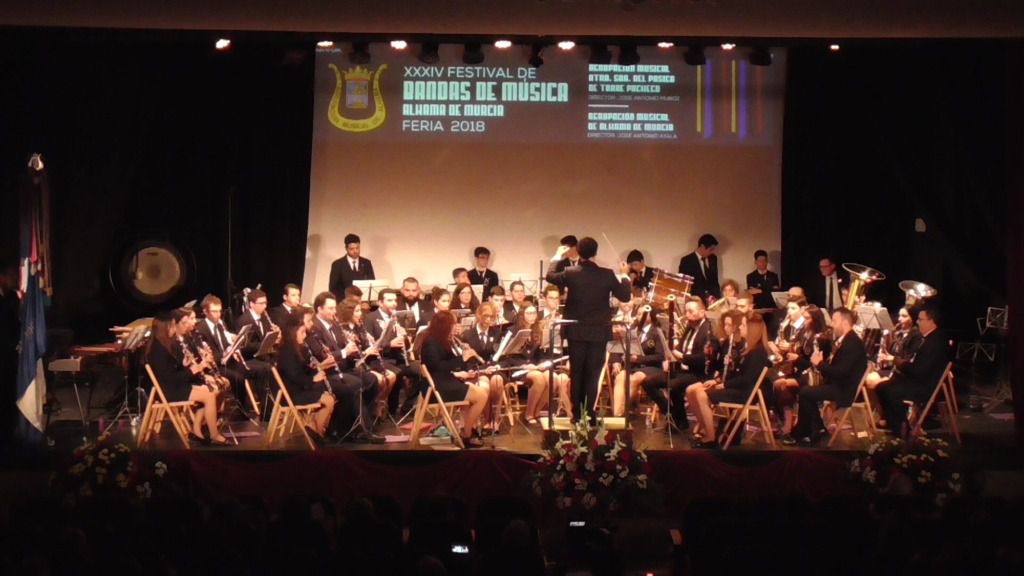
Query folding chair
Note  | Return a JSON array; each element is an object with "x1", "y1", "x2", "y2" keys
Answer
[
  {"x1": 264, "y1": 366, "x2": 321, "y2": 450},
  {"x1": 243, "y1": 378, "x2": 261, "y2": 419},
  {"x1": 409, "y1": 364, "x2": 469, "y2": 449},
  {"x1": 138, "y1": 364, "x2": 197, "y2": 449},
  {"x1": 909, "y1": 362, "x2": 960, "y2": 444},
  {"x1": 713, "y1": 367, "x2": 773, "y2": 450},
  {"x1": 593, "y1": 351, "x2": 613, "y2": 415},
  {"x1": 828, "y1": 368, "x2": 876, "y2": 447}
]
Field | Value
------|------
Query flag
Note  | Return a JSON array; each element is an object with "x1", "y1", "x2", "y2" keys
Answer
[{"x1": 15, "y1": 154, "x2": 51, "y2": 441}]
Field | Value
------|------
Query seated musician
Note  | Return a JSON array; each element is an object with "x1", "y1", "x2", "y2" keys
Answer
[
  {"x1": 504, "y1": 280, "x2": 529, "y2": 321},
  {"x1": 268, "y1": 283, "x2": 302, "y2": 328},
  {"x1": 488, "y1": 286, "x2": 514, "y2": 328},
  {"x1": 468, "y1": 246, "x2": 500, "y2": 300},
  {"x1": 275, "y1": 313, "x2": 336, "y2": 442},
  {"x1": 626, "y1": 249, "x2": 655, "y2": 291},
  {"x1": 773, "y1": 303, "x2": 827, "y2": 442},
  {"x1": 234, "y1": 289, "x2": 278, "y2": 408},
  {"x1": 398, "y1": 277, "x2": 433, "y2": 326},
  {"x1": 146, "y1": 311, "x2": 228, "y2": 445},
  {"x1": 452, "y1": 267, "x2": 470, "y2": 285},
  {"x1": 867, "y1": 306, "x2": 921, "y2": 388},
  {"x1": 685, "y1": 315, "x2": 770, "y2": 448},
  {"x1": 642, "y1": 296, "x2": 714, "y2": 427},
  {"x1": 735, "y1": 291, "x2": 756, "y2": 320},
  {"x1": 418, "y1": 310, "x2": 490, "y2": 448},
  {"x1": 792, "y1": 307, "x2": 867, "y2": 445},
  {"x1": 176, "y1": 307, "x2": 230, "y2": 413},
  {"x1": 519, "y1": 296, "x2": 572, "y2": 423},
  {"x1": 195, "y1": 294, "x2": 247, "y2": 408},
  {"x1": 307, "y1": 291, "x2": 383, "y2": 443},
  {"x1": 875, "y1": 307, "x2": 949, "y2": 438},
  {"x1": 459, "y1": 301, "x2": 506, "y2": 429},
  {"x1": 612, "y1": 309, "x2": 664, "y2": 418},
  {"x1": 338, "y1": 298, "x2": 396, "y2": 421},
  {"x1": 451, "y1": 282, "x2": 479, "y2": 314},
  {"x1": 365, "y1": 289, "x2": 420, "y2": 416}
]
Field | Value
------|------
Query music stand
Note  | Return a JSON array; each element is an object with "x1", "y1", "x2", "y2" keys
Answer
[
  {"x1": 771, "y1": 291, "x2": 791, "y2": 309},
  {"x1": 222, "y1": 324, "x2": 252, "y2": 362},
  {"x1": 470, "y1": 284, "x2": 485, "y2": 303},
  {"x1": 104, "y1": 325, "x2": 151, "y2": 434},
  {"x1": 254, "y1": 331, "x2": 279, "y2": 359},
  {"x1": 856, "y1": 305, "x2": 894, "y2": 331},
  {"x1": 353, "y1": 279, "x2": 389, "y2": 303},
  {"x1": 395, "y1": 310, "x2": 417, "y2": 331}
]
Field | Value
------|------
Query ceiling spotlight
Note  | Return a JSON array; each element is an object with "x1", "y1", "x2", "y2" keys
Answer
[
  {"x1": 557, "y1": 40, "x2": 575, "y2": 50},
  {"x1": 589, "y1": 44, "x2": 612, "y2": 65},
  {"x1": 463, "y1": 43, "x2": 485, "y2": 65},
  {"x1": 494, "y1": 39, "x2": 512, "y2": 49},
  {"x1": 349, "y1": 42, "x2": 371, "y2": 65},
  {"x1": 390, "y1": 40, "x2": 408, "y2": 50},
  {"x1": 683, "y1": 45, "x2": 706, "y2": 66},
  {"x1": 316, "y1": 40, "x2": 334, "y2": 48},
  {"x1": 529, "y1": 45, "x2": 544, "y2": 68},
  {"x1": 657, "y1": 41, "x2": 674, "y2": 49},
  {"x1": 418, "y1": 42, "x2": 439, "y2": 64},
  {"x1": 829, "y1": 43, "x2": 841, "y2": 52},
  {"x1": 720, "y1": 43, "x2": 736, "y2": 51},
  {"x1": 749, "y1": 46, "x2": 773, "y2": 66},
  {"x1": 215, "y1": 38, "x2": 231, "y2": 51},
  {"x1": 618, "y1": 44, "x2": 640, "y2": 66}
]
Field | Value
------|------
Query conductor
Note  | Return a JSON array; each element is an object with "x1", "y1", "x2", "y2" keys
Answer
[{"x1": 545, "y1": 237, "x2": 632, "y2": 422}]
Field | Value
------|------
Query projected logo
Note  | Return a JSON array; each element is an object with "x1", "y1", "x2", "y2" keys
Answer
[{"x1": 327, "y1": 64, "x2": 388, "y2": 132}]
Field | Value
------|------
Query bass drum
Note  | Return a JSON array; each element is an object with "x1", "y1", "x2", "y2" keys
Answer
[{"x1": 646, "y1": 269, "x2": 694, "y2": 310}]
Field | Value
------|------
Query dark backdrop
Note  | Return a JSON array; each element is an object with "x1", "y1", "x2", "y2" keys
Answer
[{"x1": 0, "y1": 30, "x2": 1015, "y2": 346}]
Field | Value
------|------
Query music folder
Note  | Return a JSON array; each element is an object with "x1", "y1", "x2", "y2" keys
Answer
[
  {"x1": 222, "y1": 324, "x2": 252, "y2": 361},
  {"x1": 353, "y1": 279, "x2": 389, "y2": 303},
  {"x1": 857, "y1": 305, "x2": 894, "y2": 331},
  {"x1": 494, "y1": 329, "x2": 531, "y2": 361},
  {"x1": 771, "y1": 291, "x2": 791, "y2": 309}
]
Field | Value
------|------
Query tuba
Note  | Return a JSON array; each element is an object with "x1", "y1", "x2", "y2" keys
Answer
[
  {"x1": 842, "y1": 263, "x2": 885, "y2": 311},
  {"x1": 899, "y1": 280, "x2": 937, "y2": 308}
]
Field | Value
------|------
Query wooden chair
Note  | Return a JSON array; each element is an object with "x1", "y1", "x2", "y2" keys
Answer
[
  {"x1": 138, "y1": 364, "x2": 197, "y2": 449},
  {"x1": 264, "y1": 366, "x2": 321, "y2": 450},
  {"x1": 713, "y1": 367, "x2": 773, "y2": 450},
  {"x1": 909, "y1": 362, "x2": 960, "y2": 444},
  {"x1": 828, "y1": 368, "x2": 876, "y2": 447},
  {"x1": 243, "y1": 378, "x2": 261, "y2": 419},
  {"x1": 409, "y1": 364, "x2": 469, "y2": 449}
]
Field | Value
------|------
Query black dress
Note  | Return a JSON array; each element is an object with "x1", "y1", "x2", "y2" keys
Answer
[
  {"x1": 708, "y1": 346, "x2": 771, "y2": 404},
  {"x1": 277, "y1": 343, "x2": 327, "y2": 405},
  {"x1": 146, "y1": 340, "x2": 195, "y2": 403},
  {"x1": 420, "y1": 338, "x2": 470, "y2": 403}
]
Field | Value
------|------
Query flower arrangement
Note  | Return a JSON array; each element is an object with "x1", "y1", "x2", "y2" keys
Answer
[
  {"x1": 531, "y1": 414, "x2": 651, "y2": 516},
  {"x1": 50, "y1": 432, "x2": 169, "y2": 501},
  {"x1": 849, "y1": 436, "x2": 962, "y2": 505}
]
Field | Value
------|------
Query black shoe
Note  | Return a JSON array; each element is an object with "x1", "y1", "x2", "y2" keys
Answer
[
  {"x1": 462, "y1": 435, "x2": 484, "y2": 448},
  {"x1": 363, "y1": 431, "x2": 386, "y2": 444},
  {"x1": 780, "y1": 434, "x2": 797, "y2": 446},
  {"x1": 189, "y1": 432, "x2": 210, "y2": 445},
  {"x1": 693, "y1": 440, "x2": 719, "y2": 450},
  {"x1": 304, "y1": 426, "x2": 326, "y2": 447}
]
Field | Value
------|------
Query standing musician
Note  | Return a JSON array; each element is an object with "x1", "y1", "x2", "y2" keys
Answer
[
  {"x1": 307, "y1": 291, "x2": 383, "y2": 442},
  {"x1": 626, "y1": 249, "x2": 655, "y2": 291},
  {"x1": 457, "y1": 301, "x2": 506, "y2": 430},
  {"x1": 550, "y1": 235, "x2": 581, "y2": 274},
  {"x1": 337, "y1": 298, "x2": 396, "y2": 421},
  {"x1": 792, "y1": 307, "x2": 867, "y2": 444},
  {"x1": 147, "y1": 312, "x2": 229, "y2": 445},
  {"x1": 611, "y1": 309, "x2": 664, "y2": 418},
  {"x1": 468, "y1": 246, "x2": 500, "y2": 300},
  {"x1": 685, "y1": 315, "x2": 771, "y2": 448},
  {"x1": 642, "y1": 296, "x2": 714, "y2": 427},
  {"x1": 329, "y1": 233, "x2": 375, "y2": 297},
  {"x1": 275, "y1": 313, "x2": 336, "y2": 443},
  {"x1": 268, "y1": 283, "x2": 302, "y2": 328},
  {"x1": 419, "y1": 310, "x2": 490, "y2": 448},
  {"x1": 397, "y1": 277, "x2": 434, "y2": 326},
  {"x1": 808, "y1": 256, "x2": 849, "y2": 314},
  {"x1": 195, "y1": 294, "x2": 247, "y2": 407},
  {"x1": 678, "y1": 234, "x2": 721, "y2": 305},
  {"x1": 746, "y1": 249, "x2": 781, "y2": 316},
  {"x1": 773, "y1": 304, "x2": 828, "y2": 443},
  {"x1": 451, "y1": 282, "x2": 480, "y2": 314},
  {"x1": 364, "y1": 289, "x2": 421, "y2": 416},
  {"x1": 545, "y1": 236, "x2": 632, "y2": 423}
]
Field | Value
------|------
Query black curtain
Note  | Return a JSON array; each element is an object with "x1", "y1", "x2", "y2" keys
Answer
[
  {"x1": 781, "y1": 41, "x2": 1010, "y2": 336},
  {"x1": 0, "y1": 29, "x2": 314, "y2": 342}
]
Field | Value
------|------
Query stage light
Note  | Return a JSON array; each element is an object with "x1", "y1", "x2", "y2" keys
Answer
[
  {"x1": 390, "y1": 40, "x2": 408, "y2": 50},
  {"x1": 215, "y1": 38, "x2": 231, "y2": 51},
  {"x1": 683, "y1": 45, "x2": 706, "y2": 66},
  {"x1": 589, "y1": 44, "x2": 612, "y2": 64},
  {"x1": 463, "y1": 43, "x2": 484, "y2": 65},
  {"x1": 557, "y1": 40, "x2": 575, "y2": 50},
  {"x1": 749, "y1": 46, "x2": 773, "y2": 66},
  {"x1": 830, "y1": 43, "x2": 841, "y2": 52},
  {"x1": 419, "y1": 42, "x2": 439, "y2": 64},
  {"x1": 349, "y1": 42, "x2": 371, "y2": 65},
  {"x1": 316, "y1": 40, "x2": 334, "y2": 48},
  {"x1": 529, "y1": 45, "x2": 544, "y2": 68},
  {"x1": 657, "y1": 41, "x2": 674, "y2": 49},
  {"x1": 721, "y1": 43, "x2": 736, "y2": 51},
  {"x1": 494, "y1": 39, "x2": 512, "y2": 49},
  {"x1": 619, "y1": 44, "x2": 640, "y2": 66}
]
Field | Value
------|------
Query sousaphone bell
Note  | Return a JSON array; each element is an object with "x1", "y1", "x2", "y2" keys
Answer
[
  {"x1": 841, "y1": 263, "x2": 885, "y2": 310},
  {"x1": 899, "y1": 280, "x2": 937, "y2": 307}
]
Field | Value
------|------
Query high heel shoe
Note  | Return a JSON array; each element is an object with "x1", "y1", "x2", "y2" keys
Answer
[{"x1": 189, "y1": 432, "x2": 209, "y2": 445}]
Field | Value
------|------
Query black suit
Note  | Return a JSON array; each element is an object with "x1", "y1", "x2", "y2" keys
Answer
[
  {"x1": 642, "y1": 318, "x2": 714, "y2": 421},
  {"x1": 232, "y1": 311, "x2": 275, "y2": 413},
  {"x1": 195, "y1": 319, "x2": 246, "y2": 404},
  {"x1": 631, "y1": 266, "x2": 655, "y2": 291},
  {"x1": 268, "y1": 305, "x2": 298, "y2": 330},
  {"x1": 364, "y1": 309, "x2": 422, "y2": 414},
  {"x1": 746, "y1": 269, "x2": 781, "y2": 311},
  {"x1": 877, "y1": 329, "x2": 950, "y2": 432},
  {"x1": 678, "y1": 252, "x2": 720, "y2": 303},
  {"x1": 146, "y1": 340, "x2": 196, "y2": 403},
  {"x1": 234, "y1": 311, "x2": 275, "y2": 359},
  {"x1": 329, "y1": 256, "x2": 375, "y2": 298},
  {"x1": 468, "y1": 268, "x2": 500, "y2": 300},
  {"x1": 307, "y1": 318, "x2": 379, "y2": 433},
  {"x1": 397, "y1": 297, "x2": 434, "y2": 327},
  {"x1": 793, "y1": 331, "x2": 867, "y2": 438},
  {"x1": 460, "y1": 325, "x2": 501, "y2": 366},
  {"x1": 806, "y1": 270, "x2": 850, "y2": 313},
  {"x1": 545, "y1": 259, "x2": 631, "y2": 420}
]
